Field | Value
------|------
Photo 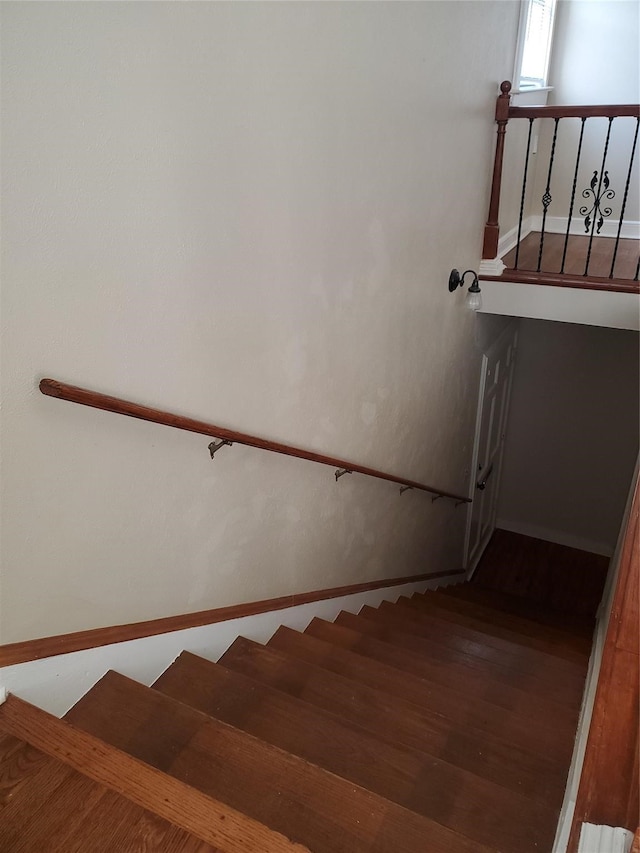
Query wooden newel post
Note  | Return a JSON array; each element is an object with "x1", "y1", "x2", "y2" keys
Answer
[{"x1": 482, "y1": 81, "x2": 512, "y2": 260}]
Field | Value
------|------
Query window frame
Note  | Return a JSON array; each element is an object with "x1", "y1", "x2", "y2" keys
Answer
[{"x1": 513, "y1": 0, "x2": 558, "y2": 92}]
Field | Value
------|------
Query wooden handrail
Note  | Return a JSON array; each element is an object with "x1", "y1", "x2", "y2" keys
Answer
[
  {"x1": 508, "y1": 103, "x2": 640, "y2": 120},
  {"x1": 39, "y1": 378, "x2": 470, "y2": 503}
]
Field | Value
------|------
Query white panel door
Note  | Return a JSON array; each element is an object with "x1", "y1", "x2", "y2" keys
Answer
[{"x1": 464, "y1": 325, "x2": 518, "y2": 573}]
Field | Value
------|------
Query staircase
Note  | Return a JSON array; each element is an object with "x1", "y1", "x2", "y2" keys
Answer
[{"x1": 0, "y1": 582, "x2": 592, "y2": 852}]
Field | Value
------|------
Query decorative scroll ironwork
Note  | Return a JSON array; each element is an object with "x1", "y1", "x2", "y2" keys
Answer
[{"x1": 580, "y1": 170, "x2": 615, "y2": 234}]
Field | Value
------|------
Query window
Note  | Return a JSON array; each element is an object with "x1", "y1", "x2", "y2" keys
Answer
[{"x1": 514, "y1": 0, "x2": 557, "y2": 90}]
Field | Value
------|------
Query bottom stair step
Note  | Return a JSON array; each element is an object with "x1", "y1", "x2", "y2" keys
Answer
[{"x1": 64, "y1": 669, "x2": 501, "y2": 853}]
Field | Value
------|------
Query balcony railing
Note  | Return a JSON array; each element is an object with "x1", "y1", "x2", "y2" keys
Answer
[{"x1": 482, "y1": 82, "x2": 640, "y2": 293}]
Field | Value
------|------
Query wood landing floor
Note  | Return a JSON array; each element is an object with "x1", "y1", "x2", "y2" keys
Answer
[
  {"x1": 0, "y1": 532, "x2": 601, "y2": 852},
  {"x1": 502, "y1": 231, "x2": 639, "y2": 281},
  {"x1": 472, "y1": 528, "x2": 609, "y2": 622}
]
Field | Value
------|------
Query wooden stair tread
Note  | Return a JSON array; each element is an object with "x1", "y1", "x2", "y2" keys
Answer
[
  {"x1": 0, "y1": 731, "x2": 219, "y2": 853},
  {"x1": 169, "y1": 646, "x2": 567, "y2": 808},
  {"x1": 386, "y1": 594, "x2": 588, "y2": 676},
  {"x1": 154, "y1": 651, "x2": 558, "y2": 848},
  {"x1": 229, "y1": 630, "x2": 574, "y2": 771},
  {"x1": 300, "y1": 618, "x2": 576, "y2": 757},
  {"x1": 0, "y1": 733, "x2": 52, "y2": 810},
  {"x1": 64, "y1": 669, "x2": 498, "y2": 853},
  {"x1": 442, "y1": 582, "x2": 596, "y2": 637},
  {"x1": 420, "y1": 589, "x2": 592, "y2": 651},
  {"x1": 0, "y1": 694, "x2": 312, "y2": 853},
  {"x1": 335, "y1": 609, "x2": 581, "y2": 723},
  {"x1": 412, "y1": 591, "x2": 590, "y2": 662},
  {"x1": 366, "y1": 599, "x2": 586, "y2": 707}
]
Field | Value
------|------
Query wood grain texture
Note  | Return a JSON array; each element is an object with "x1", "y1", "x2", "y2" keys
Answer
[
  {"x1": 375, "y1": 598, "x2": 586, "y2": 703},
  {"x1": 0, "y1": 568, "x2": 463, "y2": 666},
  {"x1": 336, "y1": 607, "x2": 581, "y2": 722},
  {"x1": 483, "y1": 81, "x2": 512, "y2": 259},
  {"x1": 0, "y1": 694, "x2": 309, "y2": 853},
  {"x1": 509, "y1": 104, "x2": 640, "y2": 119},
  {"x1": 39, "y1": 378, "x2": 470, "y2": 502},
  {"x1": 0, "y1": 735, "x2": 51, "y2": 810},
  {"x1": 65, "y1": 670, "x2": 494, "y2": 853},
  {"x1": 155, "y1": 649, "x2": 565, "y2": 806},
  {"x1": 153, "y1": 651, "x2": 558, "y2": 850},
  {"x1": 444, "y1": 584, "x2": 595, "y2": 639},
  {"x1": 503, "y1": 232, "x2": 639, "y2": 282},
  {"x1": 243, "y1": 627, "x2": 575, "y2": 760},
  {"x1": 413, "y1": 590, "x2": 592, "y2": 658},
  {"x1": 385, "y1": 594, "x2": 588, "y2": 674},
  {"x1": 300, "y1": 618, "x2": 576, "y2": 758},
  {"x1": 0, "y1": 738, "x2": 220, "y2": 853},
  {"x1": 411, "y1": 592, "x2": 590, "y2": 662},
  {"x1": 479, "y1": 267, "x2": 640, "y2": 293},
  {"x1": 568, "y1": 476, "x2": 640, "y2": 849},
  {"x1": 469, "y1": 528, "x2": 609, "y2": 623}
]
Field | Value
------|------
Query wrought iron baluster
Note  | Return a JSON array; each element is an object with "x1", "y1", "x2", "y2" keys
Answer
[
  {"x1": 635, "y1": 256, "x2": 640, "y2": 282},
  {"x1": 561, "y1": 117, "x2": 587, "y2": 274},
  {"x1": 537, "y1": 118, "x2": 560, "y2": 273},
  {"x1": 609, "y1": 116, "x2": 639, "y2": 279},
  {"x1": 583, "y1": 117, "x2": 614, "y2": 276},
  {"x1": 514, "y1": 118, "x2": 534, "y2": 270}
]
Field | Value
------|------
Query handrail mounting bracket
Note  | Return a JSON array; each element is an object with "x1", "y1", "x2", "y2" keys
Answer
[{"x1": 209, "y1": 439, "x2": 233, "y2": 460}]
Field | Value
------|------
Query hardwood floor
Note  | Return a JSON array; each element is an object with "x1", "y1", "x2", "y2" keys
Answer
[
  {"x1": 0, "y1": 734, "x2": 219, "y2": 852},
  {"x1": 0, "y1": 552, "x2": 595, "y2": 852},
  {"x1": 503, "y1": 231, "x2": 639, "y2": 280},
  {"x1": 472, "y1": 528, "x2": 609, "y2": 622}
]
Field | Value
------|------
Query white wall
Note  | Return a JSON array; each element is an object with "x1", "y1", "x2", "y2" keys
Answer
[
  {"x1": 0, "y1": 2, "x2": 520, "y2": 644},
  {"x1": 498, "y1": 319, "x2": 639, "y2": 555},
  {"x1": 550, "y1": 0, "x2": 640, "y2": 106}
]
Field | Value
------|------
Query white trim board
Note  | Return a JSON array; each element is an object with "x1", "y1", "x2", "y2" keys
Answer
[
  {"x1": 497, "y1": 217, "x2": 640, "y2": 259},
  {"x1": 478, "y1": 279, "x2": 640, "y2": 331},
  {"x1": 577, "y1": 825, "x2": 634, "y2": 853},
  {"x1": 498, "y1": 216, "x2": 536, "y2": 258},
  {"x1": 496, "y1": 519, "x2": 614, "y2": 558},
  {"x1": 0, "y1": 574, "x2": 461, "y2": 718},
  {"x1": 529, "y1": 215, "x2": 640, "y2": 242}
]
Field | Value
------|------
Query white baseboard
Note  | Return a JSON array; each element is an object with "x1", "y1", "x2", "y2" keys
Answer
[
  {"x1": 495, "y1": 216, "x2": 639, "y2": 265},
  {"x1": 577, "y1": 824, "x2": 634, "y2": 853},
  {"x1": 497, "y1": 216, "x2": 535, "y2": 258},
  {"x1": 528, "y1": 215, "x2": 640, "y2": 241},
  {"x1": 496, "y1": 519, "x2": 614, "y2": 557},
  {"x1": 0, "y1": 574, "x2": 462, "y2": 718}
]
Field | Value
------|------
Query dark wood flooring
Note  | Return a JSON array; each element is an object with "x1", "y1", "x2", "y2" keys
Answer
[
  {"x1": 473, "y1": 528, "x2": 609, "y2": 623},
  {"x1": 503, "y1": 231, "x2": 639, "y2": 280}
]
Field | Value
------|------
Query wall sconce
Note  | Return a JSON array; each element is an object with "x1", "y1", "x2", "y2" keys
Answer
[{"x1": 449, "y1": 269, "x2": 482, "y2": 311}]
